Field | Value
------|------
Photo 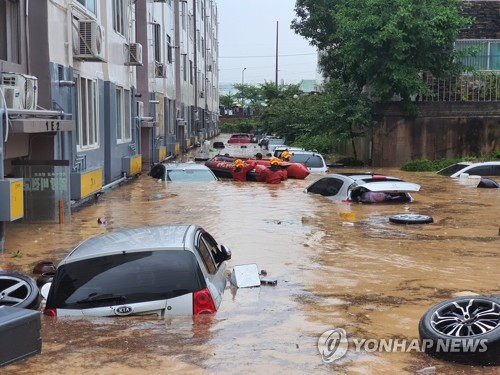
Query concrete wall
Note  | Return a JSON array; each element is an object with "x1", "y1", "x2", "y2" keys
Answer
[{"x1": 372, "y1": 102, "x2": 500, "y2": 167}]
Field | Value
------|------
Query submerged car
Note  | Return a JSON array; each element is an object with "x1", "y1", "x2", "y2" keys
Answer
[
  {"x1": 149, "y1": 162, "x2": 218, "y2": 182},
  {"x1": 304, "y1": 173, "x2": 421, "y2": 203},
  {"x1": 227, "y1": 133, "x2": 252, "y2": 144},
  {"x1": 436, "y1": 161, "x2": 500, "y2": 178},
  {"x1": 274, "y1": 150, "x2": 328, "y2": 174},
  {"x1": 43, "y1": 224, "x2": 231, "y2": 317}
]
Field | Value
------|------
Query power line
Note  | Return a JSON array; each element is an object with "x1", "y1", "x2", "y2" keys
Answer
[{"x1": 220, "y1": 52, "x2": 316, "y2": 59}]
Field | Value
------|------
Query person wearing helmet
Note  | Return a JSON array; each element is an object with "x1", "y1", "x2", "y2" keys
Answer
[
  {"x1": 280, "y1": 151, "x2": 291, "y2": 161},
  {"x1": 259, "y1": 157, "x2": 288, "y2": 184},
  {"x1": 231, "y1": 158, "x2": 257, "y2": 182}
]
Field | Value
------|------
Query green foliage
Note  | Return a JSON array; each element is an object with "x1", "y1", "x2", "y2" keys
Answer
[
  {"x1": 219, "y1": 119, "x2": 261, "y2": 134},
  {"x1": 292, "y1": 0, "x2": 474, "y2": 103},
  {"x1": 400, "y1": 154, "x2": 500, "y2": 171},
  {"x1": 294, "y1": 134, "x2": 336, "y2": 154},
  {"x1": 219, "y1": 93, "x2": 235, "y2": 108},
  {"x1": 260, "y1": 79, "x2": 375, "y2": 159},
  {"x1": 400, "y1": 159, "x2": 448, "y2": 172}
]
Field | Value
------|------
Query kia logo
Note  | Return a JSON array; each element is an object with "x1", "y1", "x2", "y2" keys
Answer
[{"x1": 114, "y1": 306, "x2": 133, "y2": 315}]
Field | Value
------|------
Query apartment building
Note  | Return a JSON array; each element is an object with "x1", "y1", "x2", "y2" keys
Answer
[{"x1": 0, "y1": 0, "x2": 220, "y2": 223}]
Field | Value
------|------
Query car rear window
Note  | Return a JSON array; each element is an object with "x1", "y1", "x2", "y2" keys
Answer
[
  {"x1": 166, "y1": 169, "x2": 216, "y2": 181},
  {"x1": 46, "y1": 251, "x2": 206, "y2": 309},
  {"x1": 291, "y1": 154, "x2": 325, "y2": 168},
  {"x1": 437, "y1": 163, "x2": 469, "y2": 176}
]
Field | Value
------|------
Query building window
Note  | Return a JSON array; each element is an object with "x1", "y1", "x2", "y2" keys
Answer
[
  {"x1": 153, "y1": 23, "x2": 161, "y2": 62},
  {"x1": 112, "y1": 0, "x2": 126, "y2": 36},
  {"x1": 76, "y1": 76, "x2": 99, "y2": 150},
  {"x1": 183, "y1": 55, "x2": 187, "y2": 81},
  {"x1": 0, "y1": 0, "x2": 20, "y2": 63},
  {"x1": 166, "y1": 34, "x2": 173, "y2": 64},
  {"x1": 181, "y1": 2, "x2": 186, "y2": 30},
  {"x1": 189, "y1": 60, "x2": 194, "y2": 84},
  {"x1": 116, "y1": 87, "x2": 131, "y2": 143},
  {"x1": 76, "y1": 0, "x2": 96, "y2": 15}
]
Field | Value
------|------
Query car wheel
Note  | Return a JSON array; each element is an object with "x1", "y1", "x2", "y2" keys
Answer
[
  {"x1": 389, "y1": 213, "x2": 433, "y2": 224},
  {"x1": 0, "y1": 271, "x2": 41, "y2": 309},
  {"x1": 418, "y1": 296, "x2": 500, "y2": 365}
]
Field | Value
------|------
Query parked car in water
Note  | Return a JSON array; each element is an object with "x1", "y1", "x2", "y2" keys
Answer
[
  {"x1": 263, "y1": 138, "x2": 286, "y2": 152},
  {"x1": 304, "y1": 173, "x2": 421, "y2": 202},
  {"x1": 436, "y1": 161, "x2": 500, "y2": 178},
  {"x1": 43, "y1": 224, "x2": 231, "y2": 317},
  {"x1": 227, "y1": 133, "x2": 253, "y2": 144},
  {"x1": 273, "y1": 150, "x2": 328, "y2": 173},
  {"x1": 148, "y1": 162, "x2": 218, "y2": 182}
]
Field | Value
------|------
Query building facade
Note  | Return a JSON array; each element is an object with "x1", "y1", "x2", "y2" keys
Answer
[{"x1": 0, "y1": 0, "x2": 220, "y2": 224}]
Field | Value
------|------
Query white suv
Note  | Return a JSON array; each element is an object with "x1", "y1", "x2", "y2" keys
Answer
[
  {"x1": 274, "y1": 149, "x2": 328, "y2": 173},
  {"x1": 43, "y1": 224, "x2": 231, "y2": 317}
]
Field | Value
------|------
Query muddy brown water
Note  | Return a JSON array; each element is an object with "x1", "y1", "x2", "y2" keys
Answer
[{"x1": 1, "y1": 137, "x2": 499, "y2": 375}]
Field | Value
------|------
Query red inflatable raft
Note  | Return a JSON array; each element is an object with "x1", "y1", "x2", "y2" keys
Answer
[{"x1": 205, "y1": 155, "x2": 309, "y2": 180}]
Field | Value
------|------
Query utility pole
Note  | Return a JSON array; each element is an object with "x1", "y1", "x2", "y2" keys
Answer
[{"x1": 275, "y1": 21, "x2": 279, "y2": 87}]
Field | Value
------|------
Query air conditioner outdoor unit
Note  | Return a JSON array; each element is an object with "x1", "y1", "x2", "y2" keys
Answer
[
  {"x1": 127, "y1": 43, "x2": 143, "y2": 66},
  {"x1": 137, "y1": 101, "x2": 144, "y2": 118},
  {"x1": 0, "y1": 86, "x2": 20, "y2": 109},
  {"x1": 155, "y1": 62, "x2": 166, "y2": 78},
  {"x1": 1, "y1": 72, "x2": 38, "y2": 110},
  {"x1": 74, "y1": 20, "x2": 105, "y2": 61}
]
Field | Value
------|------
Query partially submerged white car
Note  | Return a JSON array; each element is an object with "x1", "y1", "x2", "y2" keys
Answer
[
  {"x1": 436, "y1": 161, "x2": 500, "y2": 178},
  {"x1": 43, "y1": 224, "x2": 231, "y2": 317},
  {"x1": 304, "y1": 173, "x2": 421, "y2": 203}
]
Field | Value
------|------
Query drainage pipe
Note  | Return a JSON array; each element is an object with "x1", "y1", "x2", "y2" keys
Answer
[{"x1": 101, "y1": 172, "x2": 128, "y2": 191}]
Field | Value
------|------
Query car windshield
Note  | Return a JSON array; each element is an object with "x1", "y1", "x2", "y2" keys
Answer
[
  {"x1": 437, "y1": 163, "x2": 470, "y2": 176},
  {"x1": 166, "y1": 169, "x2": 216, "y2": 182},
  {"x1": 46, "y1": 251, "x2": 206, "y2": 309}
]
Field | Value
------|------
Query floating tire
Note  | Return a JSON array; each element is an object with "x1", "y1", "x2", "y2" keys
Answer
[
  {"x1": 389, "y1": 213, "x2": 433, "y2": 224},
  {"x1": 418, "y1": 296, "x2": 500, "y2": 365},
  {"x1": 0, "y1": 271, "x2": 41, "y2": 309}
]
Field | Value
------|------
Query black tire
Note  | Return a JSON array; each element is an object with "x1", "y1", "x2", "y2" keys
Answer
[
  {"x1": 0, "y1": 271, "x2": 41, "y2": 309},
  {"x1": 418, "y1": 296, "x2": 500, "y2": 365},
  {"x1": 389, "y1": 213, "x2": 433, "y2": 224}
]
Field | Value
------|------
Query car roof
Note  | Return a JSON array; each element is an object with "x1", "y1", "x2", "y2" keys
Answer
[
  {"x1": 60, "y1": 224, "x2": 196, "y2": 265},
  {"x1": 323, "y1": 173, "x2": 405, "y2": 182},
  {"x1": 162, "y1": 162, "x2": 211, "y2": 171}
]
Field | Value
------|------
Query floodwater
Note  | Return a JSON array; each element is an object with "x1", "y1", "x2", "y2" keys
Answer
[{"x1": 1, "y1": 136, "x2": 499, "y2": 375}]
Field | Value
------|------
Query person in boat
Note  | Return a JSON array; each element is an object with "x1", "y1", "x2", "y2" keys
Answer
[
  {"x1": 259, "y1": 157, "x2": 288, "y2": 184},
  {"x1": 280, "y1": 151, "x2": 291, "y2": 162},
  {"x1": 232, "y1": 159, "x2": 257, "y2": 182}
]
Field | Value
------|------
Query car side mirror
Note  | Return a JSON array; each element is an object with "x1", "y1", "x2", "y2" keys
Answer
[{"x1": 221, "y1": 245, "x2": 231, "y2": 261}]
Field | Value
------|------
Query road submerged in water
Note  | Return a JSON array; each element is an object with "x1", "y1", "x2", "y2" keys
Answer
[{"x1": 1, "y1": 136, "x2": 499, "y2": 375}]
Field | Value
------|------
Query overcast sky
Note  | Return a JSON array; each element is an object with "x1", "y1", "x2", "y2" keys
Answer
[{"x1": 216, "y1": 0, "x2": 318, "y2": 85}]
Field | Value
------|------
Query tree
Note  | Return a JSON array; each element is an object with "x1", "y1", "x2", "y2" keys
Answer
[
  {"x1": 219, "y1": 93, "x2": 235, "y2": 109},
  {"x1": 261, "y1": 80, "x2": 375, "y2": 158},
  {"x1": 292, "y1": 0, "x2": 473, "y2": 102}
]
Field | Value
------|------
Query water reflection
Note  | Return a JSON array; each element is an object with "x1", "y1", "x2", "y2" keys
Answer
[{"x1": 1, "y1": 141, "x2": 499, "y2": 374}]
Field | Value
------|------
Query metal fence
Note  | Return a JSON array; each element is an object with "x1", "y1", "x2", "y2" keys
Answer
[{"x1": 419, "y1": 71, "x2": 500, "y2": 102}]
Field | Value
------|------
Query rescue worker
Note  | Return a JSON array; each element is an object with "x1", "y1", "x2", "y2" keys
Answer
[
  {"x1": 231, "y1": 159, "x2": 256, "y2": 182},
  {"x1": 259, "y1": 157, "x2": 287, "y2": 184},
  {"x1": 280, "y1": 151, "x2": 291, "y2": 162}
]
